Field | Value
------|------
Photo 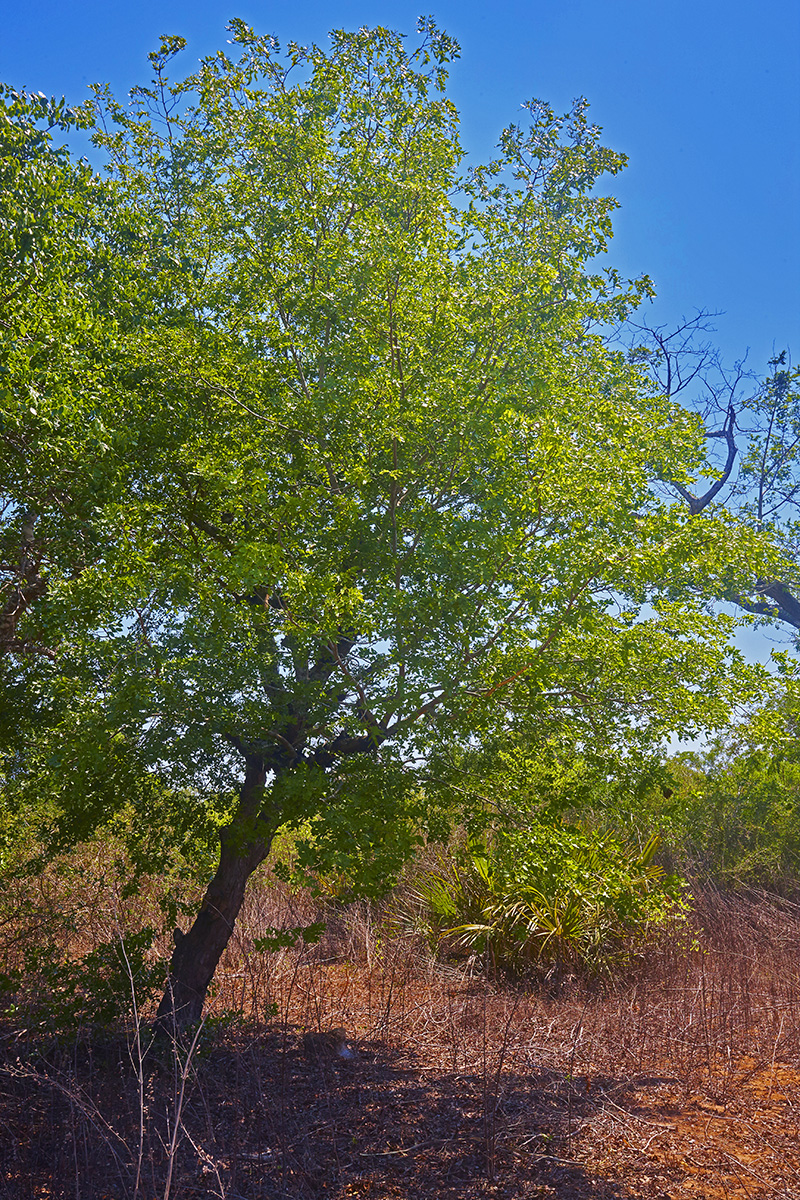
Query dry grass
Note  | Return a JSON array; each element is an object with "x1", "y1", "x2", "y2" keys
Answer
[{"x1": 2, "y1": 874, "x2": 800, "y2": 1198}]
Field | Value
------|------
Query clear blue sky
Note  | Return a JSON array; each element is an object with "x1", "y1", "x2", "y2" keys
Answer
[{"x1": 3, "y1": 0, "x2": 798, "y2": 374}]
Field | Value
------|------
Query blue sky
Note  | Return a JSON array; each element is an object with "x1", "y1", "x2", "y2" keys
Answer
[{"x1": 3, "y1": 0, "x2": 798, "y2": 374}]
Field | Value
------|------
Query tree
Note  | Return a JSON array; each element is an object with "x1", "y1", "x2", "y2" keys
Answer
[
  {"x1": 0, "y1": 82, "x2": 179, "y2": 863},
  {"x1": 0, "y1": 85, "x2": 123, "y2": 855},
  {"x1": 0, "y1": 84, "x2": 100, "y2": 660},
  {"x1": 1, "y1": 23, "x2": 773, "y2": 1027},
  {"x1": 628, "y1": 314, "x2": 800, "y2": 630}
]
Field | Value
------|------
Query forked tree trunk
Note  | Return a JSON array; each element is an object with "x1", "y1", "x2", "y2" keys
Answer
[{"x1": 155, "y1": 754, "x2": 273, "y2": 1031}]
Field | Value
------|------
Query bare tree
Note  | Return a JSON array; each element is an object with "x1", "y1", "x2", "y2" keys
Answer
[{"x1": 629, "y1": 313, "x2": 800, "y2": 631}]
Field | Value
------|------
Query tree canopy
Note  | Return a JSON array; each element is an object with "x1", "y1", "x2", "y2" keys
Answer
[{"x1": 0, "y1": 22, "x2": 779, "y2": 1024}]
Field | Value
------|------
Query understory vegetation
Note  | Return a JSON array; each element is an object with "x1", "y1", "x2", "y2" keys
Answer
[
  {"x1": 3, "y1": 831, "x2": 800, "y2": 1199},
  {"x1": 5, "y1": 723, "x2": 800, "y2": 1198}
]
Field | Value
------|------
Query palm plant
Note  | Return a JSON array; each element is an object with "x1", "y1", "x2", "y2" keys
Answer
[{"x1": 403, "y1": 827, "x2": 684, "y2": 978}]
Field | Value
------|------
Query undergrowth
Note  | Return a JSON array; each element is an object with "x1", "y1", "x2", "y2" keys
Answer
[{"x1": 1, "y1": 857, "x2": 800, "y2": 1198}]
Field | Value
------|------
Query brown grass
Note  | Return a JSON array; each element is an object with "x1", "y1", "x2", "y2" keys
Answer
[{"x1": 2, "y1": 872, "x2": 800, "y2": 1198}]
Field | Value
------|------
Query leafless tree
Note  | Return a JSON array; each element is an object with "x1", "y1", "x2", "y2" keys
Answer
[{"x1": 628, "y1": 311, "x2": 800, "y2": 631}]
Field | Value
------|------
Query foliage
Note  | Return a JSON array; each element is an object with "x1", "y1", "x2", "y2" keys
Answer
[
  {"x1": 654, "y1": 665, "x2": 800, "y2": 889},
  {"x1": 253, "y1": 920, "x2": 326, "y2": 953},
  {"x1": 0, "y1": 83, "x2": 163, "y2": 876},
  {"x1": 0, "y1": 21, "x2": 782, "y2": 1014},
  {"x1": 0, "y1": 83, "x2": 114, "y2": 656},
  {"x1": 403, "y1": 823, "x2": 686, "y2": 978},
  {"x1": 0, "y1": 926, "x2": 163, "y2": 1038}
]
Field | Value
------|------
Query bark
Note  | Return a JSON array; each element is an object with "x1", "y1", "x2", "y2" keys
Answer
[
  {"x1": 732, "y1": 580, "x2": 800, "y2": 632},
  {"x1": 0, "y1": 510, "x2": 49, "y2": 658},
  {"x1": 153, "y1": 633, "x2": 383, "y2": 1031},
  {"x1": 155, "y1": 754, "x2": 273, "y2": 1031},
  {"x1": 667, "y1": 403, "x2": 738, "y2": 516}
]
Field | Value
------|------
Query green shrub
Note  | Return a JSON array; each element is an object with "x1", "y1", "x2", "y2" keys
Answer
[
  {"x1": 658, "y1": 751, "x2": 800, "y2": 890},
  {"x1": 402, "y1": 821, "x2": 686, "y2": 979},
  {"x1": 0, "y1": 927, "x2": 163, "y2": 1038}
]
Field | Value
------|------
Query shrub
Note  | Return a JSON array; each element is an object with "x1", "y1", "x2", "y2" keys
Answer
[{"x1": 402, "y1": 821, "x2": 687, "y2": 980}]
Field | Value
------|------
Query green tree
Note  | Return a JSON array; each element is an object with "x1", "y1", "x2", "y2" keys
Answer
[
  {"x1": 650, "y1": 658, "x2": 800, "y2": 888},
  {"x1": 1, "y1": 24, "x2": 774, "y2": 1026},
  {"x1": 0, "y1": 84, "x2": 101, "y2": 659},
  {"x1": 0, "y1": 85, "x2": 117, "y2": 858}
]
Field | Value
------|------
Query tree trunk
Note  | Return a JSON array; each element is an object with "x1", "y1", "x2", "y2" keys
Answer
[{"x1": 155, "y1": 754, "x2": 272, "y2": 1031}]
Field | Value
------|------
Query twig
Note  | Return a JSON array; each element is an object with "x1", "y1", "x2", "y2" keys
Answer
[{"x1": 163, "y1": 1016, "x2": 207, "y2": 1200}]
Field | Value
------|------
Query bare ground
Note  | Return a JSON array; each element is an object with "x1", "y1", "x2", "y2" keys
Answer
[{"x1": 2, "y1": 882, "x2": 800, "y2": 1198}]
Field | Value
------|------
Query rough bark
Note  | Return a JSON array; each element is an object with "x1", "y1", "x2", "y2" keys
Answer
[
  {"x1": 153, "y1": 629, "x2": 387, "y2": 1032},
  {"x1": 155, "y1": 753, "x2": 273, "y2": 1031}
]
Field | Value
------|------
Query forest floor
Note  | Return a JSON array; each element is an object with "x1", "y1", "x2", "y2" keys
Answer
[{"x1": 2, "y1": 880, "x2": 800, "y2": 1198}]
